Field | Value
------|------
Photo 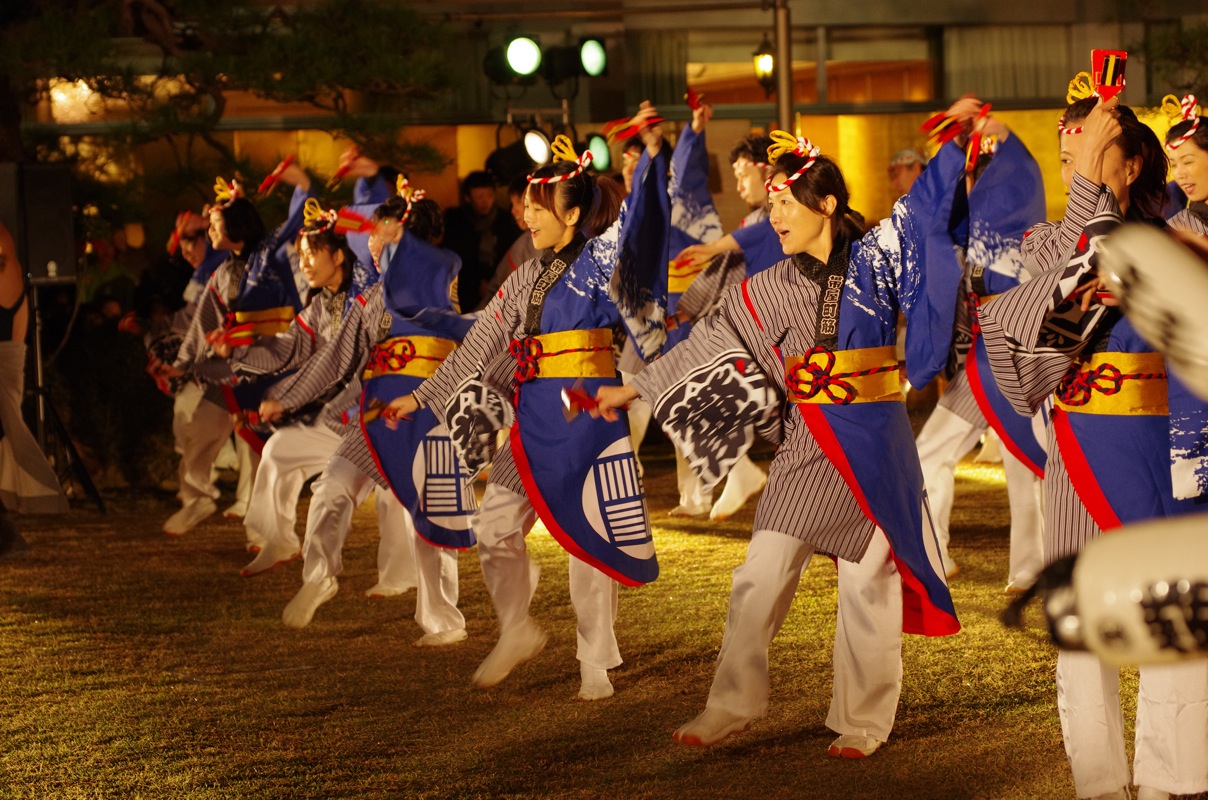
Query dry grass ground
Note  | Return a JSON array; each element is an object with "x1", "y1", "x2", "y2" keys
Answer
[{"x1": 0, "y1": 442, "x2": 1175, "y2": 799}]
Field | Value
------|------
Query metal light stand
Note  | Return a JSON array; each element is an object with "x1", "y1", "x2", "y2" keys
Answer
[{"x1": 26, "y1": 274, "x2": 105, "y2": 512}]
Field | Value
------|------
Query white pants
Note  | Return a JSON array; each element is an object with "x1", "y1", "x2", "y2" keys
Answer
[
  {"x1": 1057, "y1": 651, "x2": 1208, "y2": 797},
  {"x1": 243, "y1": 423, "x2": 342, "y2": 550},
  {"x1": 230, "y1": 434, "x2": 258, "y2": 513},
  {"x1": 474, "y1": 482, "x2": 621, "y2": 669},
  {"x1": 301, "y1": 456, "x2": 459, "y2": 634},
  {"x1": 915, "y1": 405, "x2": 1044, "y2": 586},
  {"x1": 172, "y1": 382, "x2": 204, "y2": 456},
  {"x1": 706, "y1": 528, "x2": 903, "y2": 741},
  {"x1": 177, "y1": 399, "x2": 233, "y2": 505}
]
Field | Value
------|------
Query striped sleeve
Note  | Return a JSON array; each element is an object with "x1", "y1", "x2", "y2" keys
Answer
[
  {"x1": 632, "y1": 278, "x2": 785, "y2": 412},
  {"x1": 675, "y1": 250, "x2": 747, "y2": 321},
  {"x1": 978, "y1": 194, "x2": 1123, "y2": 417},
  {"x1": 412, "y1": 260, "x2": 533, "y2": 410},
  {"x1": 173, "y1": 274, "x2": 227, "y2": 369},
  {"x1": 268, "y1": 288, "x2": 373, "y2": 411},
  {"x1": 1020, "y1": 172, "x2": 1117, "y2": 278},
  {"x1": 1169, "y1": 208, "x2": 1208, "y2": 235},
  {"x1": 227, "y1": 295, "x2": 325, "y2": 379}
]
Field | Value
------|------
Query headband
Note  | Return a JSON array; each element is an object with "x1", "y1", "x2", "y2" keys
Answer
[
  {"x1": 764, "y1": 129, "x2": 820, "y2": 193},
  {"x1": 527, "y1": 135, "x2": 592, "y2": 184}
]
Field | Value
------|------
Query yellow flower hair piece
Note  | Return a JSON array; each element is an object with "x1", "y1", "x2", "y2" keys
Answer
[
  {"x1": 394, "y1": 175, "x2": 427, "y2": 223},
  {"x1": 1163, "y1": 94, "x2": 1201, "y2": 151},
  {"x1": 764, "y1": 129, "x2": 821, "y2": 194},
  {"x1": 213, "y1": 177, "x2": 242, "y2": 208},
  {"x1": 302, "y1": 197, "x2": 338, "y2": 233},
  {"x1": 528, "y1": 134, "x2": 593, "y2": 184},
  {"x1": 1066, "y1": 71, "x2": 1097, "y2": 104},
  {"x1": 1057, "y1": 72, "x2": 1100, "y2": 135},
  {"x1": 551, "y1": 135, "x2": 578, "y2": 164}
]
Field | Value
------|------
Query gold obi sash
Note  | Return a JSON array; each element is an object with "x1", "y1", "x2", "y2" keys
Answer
[
  {"x1": 785, "y1": 345, "x2": 902, "y2": 405},
  {"x1": 668, "y1": 258, "x2": 706, "y2": 294},
  {"x1": 362, "y1": 336, "x2": 458, "y2": 380},
  {"x1": 509, "y1": 328, "x2": 616, "y2": 383},
  {"x1": 232, "y1": 306, "x2": 295, "y2": 336},
  {"x1": 1054, "y1": 351, "x2": 1167, "y2": 415}
]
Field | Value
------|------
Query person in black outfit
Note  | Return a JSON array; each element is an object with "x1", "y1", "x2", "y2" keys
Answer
[{"x1": 442, "y1": 170, "x2": 520, "y2": 312}]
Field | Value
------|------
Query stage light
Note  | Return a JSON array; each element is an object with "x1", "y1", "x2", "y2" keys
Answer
[
  {"x1": 483, "y1": 46, "x2": 514, "y2": 85},
  {"x1": 579, "y1": 38, "x2": 607, "y2": 77},
  {"x1": 506, "y1": 37, "x2": 542, "y2": 77},
  {"x1": 585, "y1": 134, "x2": 610, "y2": 171},
  {"x1": 753, "y1": 34, "x2": 776, "y2": 98},
  {"x1": 486, "y1": 139, "x2": 536, "y2": 185},
  {"x1": 524, "y1": 129, "x2": 552, "y2": 166}
]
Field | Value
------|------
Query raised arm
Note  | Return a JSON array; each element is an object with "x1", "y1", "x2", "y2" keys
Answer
[{"x1": 669, "y1": 105, "x2": 723, "y2": 247}]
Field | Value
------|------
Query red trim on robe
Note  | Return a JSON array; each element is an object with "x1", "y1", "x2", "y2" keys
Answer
[
  {"x1": 740, "y1": 275, "x2": 957, "y2": 636},
  {"x1": 1052, "y1": 408, "x2": 1123, "y2": 531},
  {"x1": 357, "y1": 388, "x2": 468, "y2": 551},
  {"x1": 965, "y1": 333, "x2": 1044, "y2": 478},
  {"x1": 296, "y1": 315, "x2": 315, "y2": 344},
  {"x1": 220, "y1": 384, "x2": 266, "y2": 455},
  {"x1": 797, "y1": 404, "x2": 959, "y2": 636},
  {"x1": 508, "y1": 420, "x2": 644, "y2": 588}
]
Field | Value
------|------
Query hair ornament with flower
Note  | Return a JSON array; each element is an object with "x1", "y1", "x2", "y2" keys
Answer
[
  {"x1": 395, "y1": 175, "x2": 427, "y2": 224},
  {"x1": 1058, "y1": 72, "x2": 1098, "y2": 135},
  {"x1": 213, "y1": 177, "x2": 243, "y2": 208},
  {"x1": 527, "y1": 135, "x2": 593, "y2": 184},
  {"x1": 763, "y1": 126, "x2": 821, "y2": 193},
  {"x1": 1162, "y1": 94, "x2": 1201, "y2": 151},
  {"x1": 302, "y1": 197, "x2": 339, "y2": 233}
]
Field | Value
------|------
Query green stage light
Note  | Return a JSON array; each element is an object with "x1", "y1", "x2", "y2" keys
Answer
[
  {"x1": 506, "y1": 37, "x2": 542, "y2": 77},
  {"x1": 579, "y1": 38, "x2": 607, "y2": 77},
  {"x1": 585, "y1": 134, "x2": 610, "y2": 171}
]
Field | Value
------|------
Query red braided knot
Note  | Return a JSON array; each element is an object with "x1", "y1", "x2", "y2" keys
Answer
[
  {"x1": 509, "y1": 337, "x2": 544, "y2": 384},
  {"x1": 1057, "y1": 362, "x2": 1165, "y2": 407},
  {"x1": 509, "y1": 337, "x2": 615, "y2": 385},
  {"x1": 364, "y1": 338, "x2": 441, "y2": 375},
  {"x1": 786, "y1": 346, "x2": 899, "y2": 406}
]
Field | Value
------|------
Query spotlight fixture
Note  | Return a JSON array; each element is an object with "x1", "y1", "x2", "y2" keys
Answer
[
  {"x1": 486, "y1": 138, "x2": 536, "y2": 185},
  {"x1": 579, "y1": 38, "x2": 607, "y2": 77},
  {"x1": 506, "y1": 36, "x2": 542, "y2": 77},
  {"x1": 483, "y1": 35, "x2": 543, "y2": 85},
  {"x1": 524, "y1": 129, "x2": 552, "y2": 166}
]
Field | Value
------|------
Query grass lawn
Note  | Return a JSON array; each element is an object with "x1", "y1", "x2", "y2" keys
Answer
[{"x1": 0, "y1": 443, "x2": 1172, "y2": 799}]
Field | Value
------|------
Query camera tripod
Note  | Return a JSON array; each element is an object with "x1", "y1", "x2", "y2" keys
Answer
[{"x1": 27, "y1": 275, "x2": 105, "y2": 513}]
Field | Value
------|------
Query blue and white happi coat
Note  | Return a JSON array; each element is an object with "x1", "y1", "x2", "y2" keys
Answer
[{"x1": 414, "y1": 147, "x2": 671, "y2": 585}]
